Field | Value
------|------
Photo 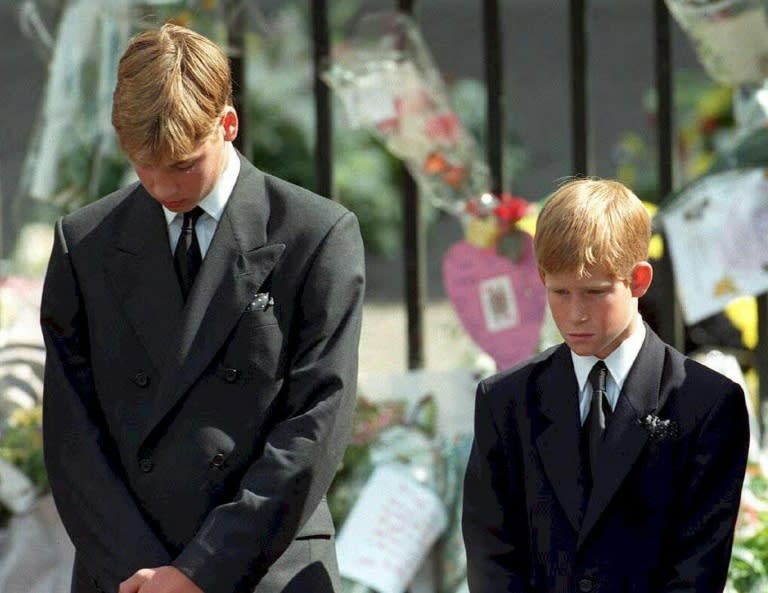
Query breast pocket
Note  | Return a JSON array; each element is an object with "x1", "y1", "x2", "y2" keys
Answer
[{"x1": 221, "y1": 309, "x2": 286, "y2": 385}]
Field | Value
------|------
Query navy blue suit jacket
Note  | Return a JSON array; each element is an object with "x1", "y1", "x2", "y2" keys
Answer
[{"x1": 462, "y1": 327, "x2": 749, "y2": 593}]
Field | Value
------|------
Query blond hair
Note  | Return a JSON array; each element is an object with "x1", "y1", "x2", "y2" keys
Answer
[
  {"x1": 534, "y1": 178, "x2": 651, "y2": 280},
  {"x1": 111, "y1": 23, "x2": 232, "y2": 164}
]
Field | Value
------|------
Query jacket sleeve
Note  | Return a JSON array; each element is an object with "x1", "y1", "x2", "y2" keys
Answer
[
  {"x1": 172, "y1": 211, "x2": 365, "y2": 593},
  {"x1": 462, "y1": 381, "x2": 532, "y2": 593},
  {"x1": 41, "y1": 218, "x2": 172, "y2": 592},
  {"x1": 660, "y1": 381, "x2": 749, "y2": 593}
]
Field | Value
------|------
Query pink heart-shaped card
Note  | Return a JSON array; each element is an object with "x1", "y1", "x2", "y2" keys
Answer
[{"x1": 442, "y1": 234, "x2": 546, "y2": 371}]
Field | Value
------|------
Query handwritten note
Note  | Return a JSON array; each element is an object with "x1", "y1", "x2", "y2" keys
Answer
[
  {"x1": 336, "y1": 464, "x2": 448, "y2": 593},
  {"x1": 662, "y1": 168, "x2": 768, "y2": 324}
]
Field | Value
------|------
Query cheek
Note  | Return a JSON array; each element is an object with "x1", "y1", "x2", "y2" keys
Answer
[
  {"x1": 547, "y1": 299, "x2": 567, "y2": 323},
  {"x1": 134, "y1": 170, "x2": 152, "y2": 188}
]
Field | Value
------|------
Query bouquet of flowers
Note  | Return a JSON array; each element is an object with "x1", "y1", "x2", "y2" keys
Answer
[{"x1": 323, "y1": 11, "x2": 490, "y2": 216}]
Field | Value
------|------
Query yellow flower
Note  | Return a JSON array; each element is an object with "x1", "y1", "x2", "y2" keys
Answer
[
  {"x1": 725, "y1": 296, "x2": 758, "y2": 350},
  {"x1": 688, "y1": 152, "x2": 716, "y2": 179},
  {"x1": 8, "y1": 406, "x2": 42, "y2": 428},
  {"x1": 695, "y1": 86, "x2": 732, "y2": 120}
]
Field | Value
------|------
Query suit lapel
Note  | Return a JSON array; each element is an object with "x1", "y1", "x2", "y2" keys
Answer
[
  {"x1": 104, "y1": 187, "x2": 184, "y2": 371},
  {"x1": 141, "y1": 158, "x2": 285, "y2": 444},
  {"x1": 578, "y1": 327, "x2": 668, "y2": 547},
  {"x1": 534, "y1": 345, "x2": 584, "y2": 532}
]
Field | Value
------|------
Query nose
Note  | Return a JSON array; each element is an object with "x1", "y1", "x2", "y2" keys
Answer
[
  {"x1": 569, "y1": 298, "x2": 589, "y2": 323},
  {"x1": 145, "y1": 172, "x2": 177, "y2": 200}
]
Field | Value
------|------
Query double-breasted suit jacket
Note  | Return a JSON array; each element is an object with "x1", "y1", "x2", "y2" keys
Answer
[
  {"x1": 462, "y1": 327, "x2": 749, "y2": 593},
  {"x1": 40, "y1": 154, "x2": 365, "y2": 593}
]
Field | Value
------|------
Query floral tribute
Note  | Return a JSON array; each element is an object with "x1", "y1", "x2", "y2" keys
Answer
[
  {"x1": 328, "y1": 395, "x2": 472, "y2": 593},
  {"x1": 323, "y1": 11, "x2": 490, "y2": 215},
  {"x1": 665, "y1": 0, "x2": 768, "y2": 87},
  {"x1": 325, "y1": 11, "x2": 545, "y2": 373},
  {"x1": 729, "y1": 454, "x2": 768, "y2": 592}
]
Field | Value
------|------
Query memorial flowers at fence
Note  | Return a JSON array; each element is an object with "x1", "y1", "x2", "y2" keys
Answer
[
  {"x1": 325, "y1": 10, "x2": 546, "y2": 373},
  {"x1": 665, "y1": 0, "x2": 768, "y2": 87},
  {"x1": 323, "y1": 11, "x2": 490, "y2": 216},
  {"x1": 328, "y1": 395, "x2": 471, "y2": 593},
  {"x1": 729, "y1": 455, "x2": 768, "y2": 592},
  {"x1": 0, "y1": 407, "x2": 46, "y2": 525}
]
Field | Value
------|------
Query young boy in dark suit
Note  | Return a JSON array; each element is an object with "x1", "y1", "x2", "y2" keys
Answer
[
  {"x1": 462, "y1": 178, "x2": 749, "y2": 593},
  {"x1": 41, "y1": 24, "x2": 364, "y2": 593}
]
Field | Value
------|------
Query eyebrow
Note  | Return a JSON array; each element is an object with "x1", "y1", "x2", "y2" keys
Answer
[{"x1": 174, "y1": 155, "x2": 198, "y2": 165}]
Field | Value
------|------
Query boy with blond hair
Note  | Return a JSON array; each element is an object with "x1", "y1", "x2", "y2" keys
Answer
[
  {"x1": 41, "y1": 24, "x2": 364, "y2": 593},
  {"x1": 462, "y1": 178, "x2": 749, "y2": 593}
]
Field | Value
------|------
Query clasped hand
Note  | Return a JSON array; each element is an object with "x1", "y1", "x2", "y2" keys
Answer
[{"x1": 118, "y1": 566, "x2": 203, "y2": 593}]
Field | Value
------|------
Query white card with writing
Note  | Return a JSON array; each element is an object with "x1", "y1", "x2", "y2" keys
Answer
[{"x1": 336, "y1": 464, "x2": 448, "y2": 593}]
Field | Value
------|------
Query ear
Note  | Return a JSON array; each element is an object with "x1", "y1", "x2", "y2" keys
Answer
[
  {"x1": 629, "y1": 261, "x2": 653, "y2": 298},
  {"x1": 538, "y1": 269, "x2": 547, "y2": 286},
  {"x1": 221, "y1": 106, "x2": 239, "y2": 142}
]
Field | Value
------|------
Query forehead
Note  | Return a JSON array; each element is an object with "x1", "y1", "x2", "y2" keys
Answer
[
  {"x1": 543, "y1": 267, "x2": 617, "y2": 288},
  {"x1": 131, "y1": 138, "x2": 212, "y2": 169}
]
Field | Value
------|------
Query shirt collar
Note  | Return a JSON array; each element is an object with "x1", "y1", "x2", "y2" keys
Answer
[
  {"x1": 571, "y1": 316, "x2": 646, "y2": 393},
  {"x1": 163, "y1": 142, "x2": 241, "y2": 226}
]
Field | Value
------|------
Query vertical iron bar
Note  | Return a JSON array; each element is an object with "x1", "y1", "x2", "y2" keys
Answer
[
  {"x1": 483, "y1": 0, "x2": 503, "y2": 195},
  {"x1": 312, "y1": 0, "x2": 334, "y2": 199},
  {"x1": 570, "y1": 0, "x2": 588, "y2": 176},
  {"x1": 655, "y1": 0, "x2": 673, "y2": 199},
  {"x1": 229, "y1": 13, "x2": 249, "y2": 159},
  {"x1": 653, "y1": 0, "x2": 686, "y2": 352},
  {"x1": 757, "y1": 294, "x2": 768, "y2": 445},
  {"x1": 398, "y1": 0, "x2": 426, "y2": 370}
]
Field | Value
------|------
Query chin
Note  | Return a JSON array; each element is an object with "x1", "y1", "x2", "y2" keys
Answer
[{"x1": 567, "y1": 342, "x2": 599, "y2": 357}]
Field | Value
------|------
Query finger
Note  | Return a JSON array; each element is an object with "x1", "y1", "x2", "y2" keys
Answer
[{"x1": 119, "y1": 568, "x2": 155, "y2": 593}]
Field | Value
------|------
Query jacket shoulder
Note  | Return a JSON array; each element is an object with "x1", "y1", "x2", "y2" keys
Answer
[
  {"x1": 59, "y1": 183, "x2": 140, "y2": 242},
  {"x1": 262, "y1": 172, "x2": 353, "y2": 229},
  {"x1": 664, "y1": 342, "x2": 744, "y2": 405},
  {"x1": 480, "y1": 343, "x2": 565, "y2": 400}
]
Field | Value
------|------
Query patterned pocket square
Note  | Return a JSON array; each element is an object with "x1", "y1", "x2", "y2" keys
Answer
[{"x1": 246, "y1": 292, "x2": 274, "y2": 312}]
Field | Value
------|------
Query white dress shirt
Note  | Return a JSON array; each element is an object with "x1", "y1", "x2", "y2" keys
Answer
[
  {"x1": 571, "y1": 318, "x2": 646, "y2": 424},
  {"x1": 163, "y1": 142, "x2": 241, "y2": 257}
]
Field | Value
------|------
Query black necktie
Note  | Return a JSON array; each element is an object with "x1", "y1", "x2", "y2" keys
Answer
[
  {"x1": 583, "y1": 360, "x2": 611, "y2": 488},
  {"x1": 174, "y1": 207, "x2": 204, "y2": 300}
]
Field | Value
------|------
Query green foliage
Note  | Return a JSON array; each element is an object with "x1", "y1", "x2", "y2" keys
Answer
[
  {"x1": 728, "y1": 464, "x2": 768, "y2": 592},
  {"x1": 0, "y1": 407, "x2": 47, "y2": 496}
]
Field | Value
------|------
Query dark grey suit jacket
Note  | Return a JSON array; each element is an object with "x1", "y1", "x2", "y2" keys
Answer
[
  {"x1": 40, "y1": 154, "x2": 365, "y2": 593},
  {"x1": 462, "y1": 327, "x2": 749, "y2": 593}
]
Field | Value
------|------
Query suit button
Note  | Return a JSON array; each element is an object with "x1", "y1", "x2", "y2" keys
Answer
[
  {"x1": 578, "y1": 578, "x2": 594, "y2": 592},
  {"x1": 211, "y1": 453, "x2": 226, "y2": 467},
  {"x1": 223, "y1": 368, "x2": 239, "y2": 383},
  {"x1": 133, "y1": 372, "x2": 150, "y2": 387},
  {"x1": 139, "y1": 458, "x2": 154, "y2": 473}
]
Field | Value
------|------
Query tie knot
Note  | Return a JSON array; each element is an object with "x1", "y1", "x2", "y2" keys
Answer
[
  {"x1": 181, "y1": 206, "x2": 205, "y2": 230},
  {"x1": 588, "y1": 360, "x2": 608, "y2": 394}
]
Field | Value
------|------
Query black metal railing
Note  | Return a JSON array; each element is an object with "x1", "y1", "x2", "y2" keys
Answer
[{"x1": 233, "y1": 0, "x2": 767, "y2": 439}]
